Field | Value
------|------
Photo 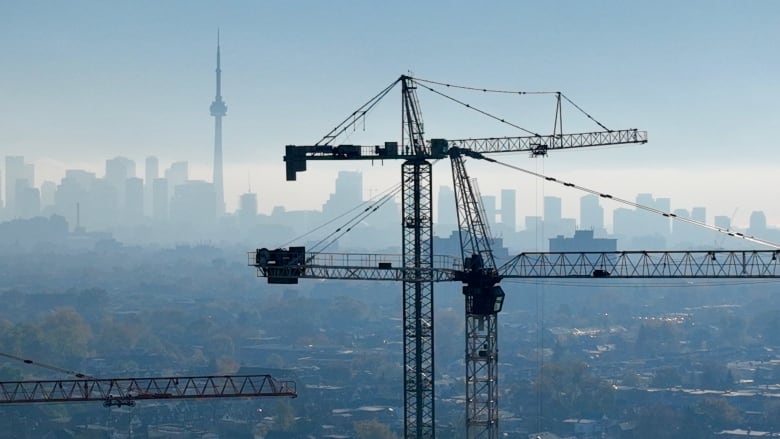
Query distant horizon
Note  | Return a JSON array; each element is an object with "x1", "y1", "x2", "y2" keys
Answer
[
  {"x1": 3, "y1": 2, "x2": 778, "y2": 231},
  {"x1": 11, "y1": 154, "x2": 780, "y2": 233}
]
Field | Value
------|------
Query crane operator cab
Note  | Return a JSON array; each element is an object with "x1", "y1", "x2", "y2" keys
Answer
[{"x1": 460, "y1": 253, "x2": 505, "y2": 315}]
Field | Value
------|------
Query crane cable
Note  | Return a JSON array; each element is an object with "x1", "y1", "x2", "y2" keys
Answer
[
  {"x1": 0, "y1": 351, "x2": 96, "y2": 379},
  {"x1": 316, "y1": 77, "x2": 401, "y2": 146},
  {"x1": 277, "y1": 182, "x2": 402, "y2": 249},
  {"x1": 307, "y1": 185, "x2": 402, "y2": 255},
  {"x1": 411, "y1": 80, "x2": 541, "y2": 136},
  {"x1": 412, "y1": 76, "x2": 613, "y2": 133},
  {"x1": 479, "y1": 156, "x2": 780, "y2": 249}
]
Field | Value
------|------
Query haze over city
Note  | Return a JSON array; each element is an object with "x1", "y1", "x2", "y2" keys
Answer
[{"x1": 2, "y1": 1, "x2": 779, "y2": 228}]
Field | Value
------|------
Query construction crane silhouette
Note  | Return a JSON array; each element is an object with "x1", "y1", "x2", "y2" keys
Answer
[
  {"x1": 0, "y1": 352, "x2": 296, "y2": 407},
  {"x1": 249, "y1": 75, "x2": 779, "y2": 438}
]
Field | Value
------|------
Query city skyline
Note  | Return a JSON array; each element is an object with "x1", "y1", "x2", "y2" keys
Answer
[{"x1": 2, "y1": 2, "x2": 779, "y2": 227}]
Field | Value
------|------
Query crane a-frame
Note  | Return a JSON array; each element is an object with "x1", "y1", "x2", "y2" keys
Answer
[{"x1": 251, "y1": 75, "x2": 649, "y2": 438}]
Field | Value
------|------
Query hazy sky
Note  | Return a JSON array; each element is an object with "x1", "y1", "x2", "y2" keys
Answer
[{"x1": 2, "y1": 1, "x2": 779, "y2": 230}]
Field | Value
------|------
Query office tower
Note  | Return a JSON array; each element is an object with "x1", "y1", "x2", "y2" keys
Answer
[
  {"x1": 105, "y1": 156, "x2": 135, "y2": 211},
  {"x1": 210, "y1": 32, "x2": 227, "y2": 217},
  {"x1": 437, "y1": 185, "x2": 457, "y2": 228},
  {"x1": 633, "y1": 193, "x2": 670, "y2": 237},
  {"x1": 40, "y1": 181, "x2": 57, "y2": 209},
  {"x1": 169, "y1": 180, "x2": 216, "y2": 228},
  {"x1": 54, "y1": 170, "x2": 97, "y2": 229},
  {"x1": 145, "y1": 156, "x2": 159, "y2": 216},
  {"x1": 322, "y1": 171, "x2": 362, "y2": 217},
  {"x1": 612, "y1": 207, "x2": 635, "y2": 237},
  {"x1": 5, "y1": 156, "x2": 34, "y2": 215},
  {"x1": 238, "y1": 192, "x2": 258, "y2": 227},
  {"x1": 749, "y1": 211, "x2": 767, "y2": 234},
  {"x1": 500, "y1": 189, "x2": 516, "y2": 233},
  {"x1": 0, "y1": 169, "x2": 3, "y2": 210},
  {"x1": 691, "y1": 207, "x2": 706, "y2": 223},
  {"x1": 15, "y1": 186, "x2": 40, "y2": 218},
  {"x1": 152, "y1": 178, "x2": 169, "y2": 222},
  {"x1": 125, "y1": 177, "x2": 144, "y2": 224},
  {"x1": 481, "y1": 194, "x2": 497, "y2": 229},
  {"x1": 580, "y1": 194, "x2": 604, "y2": 231},
  {"x1": 165, "y1": 161, "x2": 189, "y2": 196},
  {"x1": 544, "y1": 196, "x2": 562, "y2": 224},
  {"x1": 714, "y1": 215, "x2": 731, "y2": 230}
]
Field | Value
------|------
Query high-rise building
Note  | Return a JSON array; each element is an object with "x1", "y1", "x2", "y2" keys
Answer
[
  {"x1": 322, "y1": 171, "x2": 362, "y2": 217},
  {"x1": 749, "y1": 211, "x2": 767, "y2": 235},
  {"x1": 481, "y1": 194, "x2": 497, "y2": 229},
  {"x1": 152, "y1": 177, "x2": 169, "y2": 222},
  {"x1": 15, "y1": 185, "x2": 40, "y2": 218},
  {"x1": 54, "y1": 170, "x2": 96, "y2": 229},
  {"x1": 170, "y1": 180, "x2": 216, "y2": 228},
  {"x1": 40, "y1": 181, "x2": 57, "y2": 209},
  {"x1": 125, "y1": 177, "x2": 144, "y2": 224},
  {"x1": 238, "y1": 192, "x2": 258, "y2": 227},
  {"x1": 544, "y1": 196, "x2": 562, "y2": 224},
  {"x1": 714, "y1": 215, "x2": 731, "y2": 230},
  {"x1": 580, "y1": 194, "x2": 604, "y2": 232},
  {"x1": 165, "y1": 161, "x2": 189, "y2": 197},
  {"x1": 5, "y1": 156, "x2": 34, "y2": 216},
  {"x1": 500, "y1": 189, "x2": 516, "y2": 233},
  {"x1": 105, "y1": 156, "x2": 135, "y2": 211},
  {"x1": 145, "y1": 156, "x2": 159, "y2": 217},
  {"x1": 437, "y1": 185, "x2": 457, "y2": 230},
  {"x1": 210, "y1": 31, "x2": 227, "y2": 217}
]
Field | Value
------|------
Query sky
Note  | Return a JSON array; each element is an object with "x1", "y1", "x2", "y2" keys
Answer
[{"x1": 2, "y1": 1, "x2": 779, "y2": 230}]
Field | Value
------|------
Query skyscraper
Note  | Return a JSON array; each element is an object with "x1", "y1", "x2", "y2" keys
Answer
[
  {"x1": 5, "y1": 156, "x2": 34, "y2": 216},
  {"x1": 145, "y1": 156, "x2": 159, "y2": 217},
  {"x1": 210, "y1": 31, "x2": 227, "y2": 217},
  {"x1": 500, "y1": 189, "x2": 516, "y2": 233}
]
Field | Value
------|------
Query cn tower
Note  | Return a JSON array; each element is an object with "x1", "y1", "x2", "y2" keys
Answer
[{"x1": 210, "y1": 30, "x2": 227, "y2": 216}]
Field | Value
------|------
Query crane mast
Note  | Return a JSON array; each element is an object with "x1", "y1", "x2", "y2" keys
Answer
[{"x1": 400, "y1": 75, "x2": 436, "y2": 439}]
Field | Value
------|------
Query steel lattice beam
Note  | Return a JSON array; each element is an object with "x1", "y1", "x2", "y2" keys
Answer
[
  {"x1": 499, "y1": 250, "x2": 780, "y2": 278},
  {"x1": 449, "y1": 129, "x2": 647, "y2": 154},
  {"x1": 402, "y1": 160, "x2": 435, "y2": 439},
  {"x1": 0, "y1": 375, "x2": 296, "y2": 406}
]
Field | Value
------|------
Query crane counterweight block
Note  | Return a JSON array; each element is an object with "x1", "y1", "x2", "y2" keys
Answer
[{"x1": 252, "y1": 246, "x2": 306, "y2": 284}]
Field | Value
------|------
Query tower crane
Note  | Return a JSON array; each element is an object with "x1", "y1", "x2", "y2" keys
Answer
[{"x1": 251, "y1": 75, "x2": 647, "y2": 439}]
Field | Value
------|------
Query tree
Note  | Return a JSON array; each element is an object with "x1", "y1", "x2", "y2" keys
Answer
[
  {"x1": 535, "y1": 361, "x2": 615, "y2": 420},
  {"x1": 353, "y1": 420, "x2": 400, "y2": 439},
  {"x1": 39, "y1": 308, "x2": 92, "y2": 365}
]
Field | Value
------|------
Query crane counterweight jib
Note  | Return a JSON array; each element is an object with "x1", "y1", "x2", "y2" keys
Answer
[{"x1": 282, "y1": 129, "x2": 647, "y2": 180}]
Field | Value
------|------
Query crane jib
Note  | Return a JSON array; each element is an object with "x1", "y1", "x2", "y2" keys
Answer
[{"x1": 283, "y1": 130, "x2": 647, "y2": 180}]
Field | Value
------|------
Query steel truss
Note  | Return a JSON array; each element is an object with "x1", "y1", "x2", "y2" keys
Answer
[
  {"x1": 449, "y1": 129, "x2": 647, "y2": 155},
  {"x1": 0, "y1": 375, "x2": 296, "y2": 407},
  {"x1": 403, "y1": 160, "x2": 435, "y2": 439},
  {"x1": 500, "y1": 250, "x2": 780, "y2": 278}
]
